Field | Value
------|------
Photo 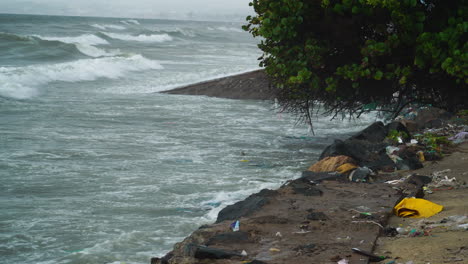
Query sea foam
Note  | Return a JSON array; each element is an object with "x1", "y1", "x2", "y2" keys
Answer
[
  {"x1": 91, "y1": 24, "x2": 126, "y2": 30},
  {"x1": 0, "y1": 55, "x2": 163, "y2": 99},
  {"x1": 102, "y1": 32, "x2": 173, "y2": 43}
]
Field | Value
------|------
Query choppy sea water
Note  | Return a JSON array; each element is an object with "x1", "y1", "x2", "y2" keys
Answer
[{"x1": 0, "y1": 14, "x2": 379, "y2": 264}]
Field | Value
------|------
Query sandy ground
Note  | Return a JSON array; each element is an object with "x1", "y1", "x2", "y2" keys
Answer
[{"x1": 374, "y1": 142, "x2": 468, "y2": 264}]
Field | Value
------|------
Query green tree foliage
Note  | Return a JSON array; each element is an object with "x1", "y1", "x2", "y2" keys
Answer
[{"x1": 244, "y1": 0, "x2": 468, "y2": 124}]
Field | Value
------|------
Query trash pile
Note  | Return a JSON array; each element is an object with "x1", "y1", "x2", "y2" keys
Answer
[{"x1": 151, "y1": 107, "x2": 468, "y2": 264}]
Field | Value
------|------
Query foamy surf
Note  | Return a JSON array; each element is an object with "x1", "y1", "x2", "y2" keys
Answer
[
  {"x1": 34, "y1": 34, "x2": 109, "y2": 45},
  {"x1": 0, "y1": 55, "x2": 163, "y2": 99},
  {"x1": 91, "y1": 24, "x2": 126, "y2": 30},
  {"x1": 102, "y1": 32, "x2": 173, "y2": 43}
]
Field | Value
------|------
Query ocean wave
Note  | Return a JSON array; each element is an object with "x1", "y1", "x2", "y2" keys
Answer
[
  {"x1": 216, "y1": 26, "x2": 243, "y2": 33},
  {"x1": 120, "y1": 19, "x2": 140, "y2": 25},
  {"x1": 155, "y1": 27, "x2": 196, "y2": 38},
  {"x1": 102, "y1": 32, "x2": 173, "y2": 43},
  {"x1": 91, "y1": 24, "x2": 126, "y2": 30},
  {"x1": 0, "y1": 55, "x2": 163, "y2": 99},
  {"x1": 207, "y1": 26, "x2": 243, "y2": 33},
  {"x1": 32, "y1": 34, "x2": 119, "y2": 58},
  {"x1": 0, "y1": 32, "x2": 34, "y2": 42},
  {"x1": 34, "y1": 34, "x2": 109, "y2": 46},
  {"x1": 74, "y1": 44, "x2": 121, "y2": 58}
]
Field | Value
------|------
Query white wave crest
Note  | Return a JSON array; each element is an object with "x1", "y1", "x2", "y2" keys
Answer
[
  {"x1": 34, "y1": 34, "x2": 118, "y2": 57},
  {"x1": 0, "y1": 55, "x2": 163, "y2": 99},
  {"x1": 91, "y1": 24, "x2": 126, "y2": 30},
  {"x1": 35, "y1": 34, "x2": 109, "y2": 45},
  {"x1": 216, "y1": 26, "x2": 243, "y2": 33},
  {"x1": 120, "y1": 19, "x2": 140, "y2": 25},
  {"x1": 75, "y1": 44, "x2": 121, "y2": 58},
  {"x1": 102, "y1": 32, "x2": 173, "y2": 43}
]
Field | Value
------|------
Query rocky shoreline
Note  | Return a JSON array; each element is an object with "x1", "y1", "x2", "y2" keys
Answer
[{"x1": 155, "y1": 72, "x2": 468, "y2": 264}]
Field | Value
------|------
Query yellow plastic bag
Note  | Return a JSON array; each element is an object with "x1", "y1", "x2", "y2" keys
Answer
[{"x1": 394, "y1": 197, "x2": 443, "y2": 218}]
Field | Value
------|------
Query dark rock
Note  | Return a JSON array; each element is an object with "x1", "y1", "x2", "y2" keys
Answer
[
  {"x1": 289, "y1": 177, "x2": 323, "y2": 196},
  {"x1": 413, "y1": 107, "x2": 450, "y2": 128},
  {"x1": 320, "y1": 139, "x2": 388, "y2": 166},
  {"x1": 191, "y1": 244, "x2": 241, "y2": 259},
  {"x1": 383, "y1": 227, "x2": 398, "y2": 237},
  {"x1": 425, "y1": 118, "x2": 444, "y2": 129},
  {"x1": 351, "y1": 121, "x2": 387, "y2": 143},
  {"x1": 362, "y1": 150, "x2": 396, "y2": 171},
  {"x1": 151, "y1": 252, "x2": 173, "y2": 264},
  {"x1": 216, "y1": 189, "x2": 278, "y2": 223},
  {"x1": 401, "y1": 119, "x2": 419, "y2": 132},
  {"x1": 397, "y1": 148, "x2": 423, "y2": 170},
  {"x1": 407, "y1": 174, "x2": 432, "y2": 185},
  {"x1": 206, "y1": 232, "x2": 250, "y2": 246},
  {"x1": 301, "y1": 171, "x2": 346, "y2": 182},
  {"x1": 424, "y1": 151, "x2": 442, "y2": 161},
  {"x1": 306, "y1": 209, "x2": 328, "y2": 221}
]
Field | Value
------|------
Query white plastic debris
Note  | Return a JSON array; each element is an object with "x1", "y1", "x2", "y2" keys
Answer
[
  {"x1": 337, "y1": 259, "x2": 349, "y2": 264},
  {"x1": 241, "y1": 250, "x2": 248, "y2": 256},
  {"x1": 275, "y1": 231, "x2": 282, "y2": 237}
]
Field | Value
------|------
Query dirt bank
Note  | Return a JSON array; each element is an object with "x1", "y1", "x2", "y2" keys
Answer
[{"x1": 161, "y1": 70, "x2": 273, "y2": 100}]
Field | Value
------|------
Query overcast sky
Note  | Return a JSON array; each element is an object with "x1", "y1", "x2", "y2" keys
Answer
[{"x1": 0, "y1": 0, "x2": 253, "y2": 21}]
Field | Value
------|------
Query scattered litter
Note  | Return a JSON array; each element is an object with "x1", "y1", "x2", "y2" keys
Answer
[
  {"x1": 351, "y1": 248, "x2": 386, "y2": 262},
  {"x1": 386, "y1": 146, "x2": 400, "y2": 155},
  {"x1": 394, "y1": 198, "x2": 443, "y2": 218},
  {"x1": 410, "y1": 139, "x2": 418, "y2": 144},
  {"x1": 423, "y1": 186, "x2": 433, "y2": 194},
  {"x1": 230, "y1": 220, "x2": 240, "y2": 232},
  {"x1": 432, "y1": 169, "x2": 451, "y2": 177},
  {"x1": 269, "y1": 248, "x2": 280, "y2": 252},
  {"x1": 349, "y1": 167, "x2": 373, "y2": 182},
  {"x1": 428, "y1": 175, "x2": 462, "y2": 189},
  {"x1": 337, "y1": 259, "x2": 349, "y2": 264},
  {"x1": 416, "y1": 151, "x2": 425, "y2": 162},
  {"x1": 293, "y1": 229, "x2": 311, "y2": 234},
  {"x1": 241, "y1": 250, "x2": 248, "y2": 256},
  {"x1": 425, "y1": 215, "x2": 468, "y2": 231},
  {"x1": 275, "y1": 231, "x2": 282, "y2": 237},
  {"x1": 449, "y1": 131, "x2": 468, "y2": 143}
]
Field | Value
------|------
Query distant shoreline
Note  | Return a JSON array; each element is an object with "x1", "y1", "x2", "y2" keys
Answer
[{"x1": 161, "y1": 70, "x2": 274, "y2": 100}]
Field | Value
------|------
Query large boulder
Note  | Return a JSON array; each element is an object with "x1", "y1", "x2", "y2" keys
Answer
[
  {"x1": 319, "y1": 139, "x2": 388, "y2": 164},
  {"x1": 405, "y1": 107, "x2": 453, "y2": 130},
  {"x1": 216, "y1": 189, "x2": 278, "y2": 223},
  {"x1": 350, "y1": 121, "x2": 387, "y2": 142}
]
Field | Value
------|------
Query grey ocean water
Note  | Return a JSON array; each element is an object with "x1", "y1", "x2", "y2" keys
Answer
[{"x1": 0, "y1": 14, "x2": 378, "y2": 264}]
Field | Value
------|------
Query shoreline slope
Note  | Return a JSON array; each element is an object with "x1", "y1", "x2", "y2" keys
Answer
[{"x1": 161, "y1": 70, "x2": 273, "y2": 100}]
